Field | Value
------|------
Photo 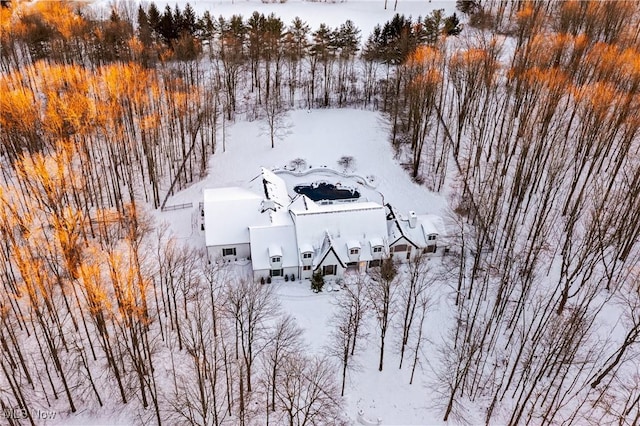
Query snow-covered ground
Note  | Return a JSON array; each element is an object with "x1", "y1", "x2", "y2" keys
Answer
[
  {"x1": 161, "y1": 108, "x2": 449, "y2": 239},
  {"x1": 271, "y1": 278, "x2": 452, "y2": 425},
  {"x1": 157, "y1": 108, "x2": 453, "y2": 425}
]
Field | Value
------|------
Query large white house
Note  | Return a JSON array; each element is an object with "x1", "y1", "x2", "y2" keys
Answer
[{"x1": 203, "y1": 168, "x2": 447, "y2": 281}]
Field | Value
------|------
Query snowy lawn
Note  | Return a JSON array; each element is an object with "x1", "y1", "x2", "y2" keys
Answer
[{"x1": 161, "y1": 108, "x2": 449, "y2": 239}]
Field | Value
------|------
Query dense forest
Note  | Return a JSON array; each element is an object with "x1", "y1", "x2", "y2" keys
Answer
[{"x1": 1, "y1": 0, "x2": 640, "y2": 424}]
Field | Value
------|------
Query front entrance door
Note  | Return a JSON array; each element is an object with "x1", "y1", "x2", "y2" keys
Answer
[{"x1": 270, "y1": 269, "x2": 283, "y2": 277}]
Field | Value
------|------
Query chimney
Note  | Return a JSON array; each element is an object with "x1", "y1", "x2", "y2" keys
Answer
[{"x1": 408, "y1": 211, "x2": 417, "y2": 229}]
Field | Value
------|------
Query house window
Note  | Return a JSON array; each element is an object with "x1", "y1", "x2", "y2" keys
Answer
[
  {"x1": 270, "y1": 269, "x2": 283, "y2": 277},
  {"x1": 428, "y1": 235, "x2": 436, "y2": 241},
  {"x1": 349, "y1": 248, "x2": 359, "y2": 255},
  {"x1": 222, "y1": 247, "x2": 236, "y2": 257},
  {"x1": 322, "y1": 265, "x2": 336, "y2": 276},
  {"x1": 368, "y1": 259, "x2": 381, "y2": 268},
  {"x1": 393, "y1": 244, "x2": 407, "y2": 252},
  {"x1": 303, "y1": 252, "x2": 312, "y2": 259},
  {"x1": 424, "y1": 245, "x2": 437, "y2": 253},
  {"x1": 271, "y1": 256, "x2": 281, "y2": 263},
  {"x1": 373, "y1": 246, "x2": 382, "y2": 253},
  {"x1": 303, "y1": 265, "x2": 311, "y2": 271}
]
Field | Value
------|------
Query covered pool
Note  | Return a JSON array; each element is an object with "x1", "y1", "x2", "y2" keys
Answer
[{"x1": 294, "y1": 182, "x2": 360, "y2": 201}]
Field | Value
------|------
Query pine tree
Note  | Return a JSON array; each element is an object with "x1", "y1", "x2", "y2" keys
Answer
[
  {"x1": 311, "y1": 270, "x2": 324, "y2": 293},
  {"x1": 444, "y1": 13, "x2": 462, "y2": 36},
  {"x1": 147, "y1": 2, "x2": 162, "y2": 41}
]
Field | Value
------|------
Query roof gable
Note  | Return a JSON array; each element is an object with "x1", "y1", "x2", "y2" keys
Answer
[{"x1": 315, "y1": 244, "x2": 346, "y2": 269}]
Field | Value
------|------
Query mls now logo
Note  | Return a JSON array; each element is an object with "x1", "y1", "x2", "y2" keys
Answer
[
  {"x1": 2, "y1": 408, "x2": 57, "y2": 420},
  {"x1": 2, "y1": 408, "x2": 28, "y2": 420}
]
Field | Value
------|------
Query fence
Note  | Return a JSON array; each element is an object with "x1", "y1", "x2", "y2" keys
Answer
[{"x1": 161, "y1": 202, "x2": 193, "y2": 212}]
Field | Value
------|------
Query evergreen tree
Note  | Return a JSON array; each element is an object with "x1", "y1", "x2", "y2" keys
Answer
[
  {"x1": 101, "y1": 8, "x2": 133, "y2": 62},
  {"x1": 158, "y1": 5, "x2": 176, "y2": 44},
  {"x1": 172, "y1": 4, "x2": 184, "y2": 36},
  {"x1": 362, "y1": 25, "x2": 382, "y2": 61},
  {"x1": 197, "y1": 10, "x2": 215, "y2": 40},
  {"x1": 311, "y1": 270, "x2": 324, "y2": 293},
  {"x1": 147, "y1": 2, "x2": 162, "y2": 41},
  {"x1": 424, "y1": 9, "x2": 444, "y2": 44},
  {"x1": 334, "y1": 19, "x2": 360, "y2": 57},
  {"x1": 288, "y1": 16, "x2": 310, "y2": 56},
  {"x1": 182, "y1": 4, "x2": 197, "y2": 36},
  {"x1": 456, "y1": 0, "x2": 480, "y2": 15},
  {"x1": 444, "y1": 13, "x2": 463, "y2": 36},
  {"x1": 137, "y1": 6, "x2": 152, "y2": 46},
  {"x1": 365, "y1": 14, "x2": 420, "y2": 65}
]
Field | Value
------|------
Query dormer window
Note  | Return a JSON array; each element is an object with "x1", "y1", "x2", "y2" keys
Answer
[
  {"x1": 269, "y1": 245, "x2": 283, "y2": 263},
  {"x1": 346, "y1": 240, "x2": 361, "y2": 257},
  {"x1": 373, "y1": 246, "x2": 382, "y2": 253},
  {"x1": 300, "y1": 244, "x2": 314, "y2": 263},
  {"x1": 428, "y1": 234, "x2": 436, "y2": 241}
]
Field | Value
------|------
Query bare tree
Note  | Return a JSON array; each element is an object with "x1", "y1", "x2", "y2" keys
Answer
[
  {"x1": 224, "y1": 279, "x2": 278, "y2": 394},
  {"x1": 327, "y1": 273, "x2": 369, "y2": 396},
  {"x1": 590, "y1": 280, "x2": 640, "y2": 390},
  {"x1": 337, "y1": 155, "x2": 355, "y2": 172},
  {"x1": 262, "y1": 93, "x2": 291, "y2": 149},
  {"x1": 262, "y1": 314, "x2": 303, "y2": 417},
  {"x1": 397, "y1": 252, "x2": 432, "y2": 369},
  {"x1": 408, "y1": 290, "x2": 432, "y2": 385},
  {"x1": 368, "y1": 257, "x2": 398, "y2": 371},
  {"x1": 274, "y1": 354, "x2": 345, "y2": 426}
]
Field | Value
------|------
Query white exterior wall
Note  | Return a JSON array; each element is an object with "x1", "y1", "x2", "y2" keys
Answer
[
  {"x1": 300, "y1": 265, "x2": 314, "y2": 280},
  {"x1": 316, "y1": 249, "x2": 345, "y2": 277},
  {"x1": 208, "y1": 243, "x2": 251, "y2": 262},
  {"x1": 347, "y1": 247, "x2": 361, "y2": 263},
  {"x1": 389, "y1": 237, "x2": 416, "y2": 262},
  {"x1": 253, "y1": 266, "x2": 299, "y2": 282}
]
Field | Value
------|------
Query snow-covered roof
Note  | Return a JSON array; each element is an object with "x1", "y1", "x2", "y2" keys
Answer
[
  {"x1": 290, "y1": 196, "x2": 388, "y2": 266},
  {"x1": 299, "y1": 243, "x2": 314, "y2": 253},
  {"x1": 204, "y1": 187, "x2": 270, "y2": 247},
  {"x1": 290, "y1": 196, "x2": 384, "y2": 215},
  {"x1": 370, "y1": 237, "x2": 384, "y2": 247},
  {"x1": 347, "y1": 240, "x2": 361, "y2": 250},
  {"x1": 261, "y1": 167, "x2": 290, "y2": 209},
  {"x1": 250, "y1": 224, "x2": 298, "y2": 270},
  {"x1": 288, "y1": 194, "x2": 309, "y2": 212},
  {"x1": 390, "y1": 210, "x2": 446, "y2": 247},
  {"x1": 268, "y1": 244, "x2": 283, "y2": 257},
  {"x1": 421, "y1": 220, "x2": 438, "y2": 237}
]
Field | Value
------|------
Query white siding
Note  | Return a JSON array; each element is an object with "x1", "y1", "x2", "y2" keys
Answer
[
  {"x1": 208, "y1": 243, "x2": 251, "y2": 262},
  {"x1": 317, "y1": 249, "x2": 344, "y2": 277}
]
